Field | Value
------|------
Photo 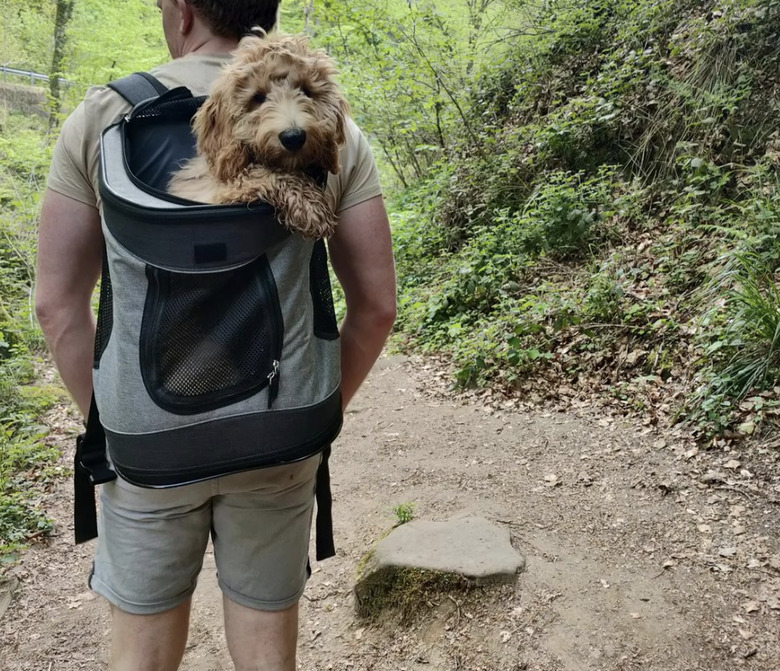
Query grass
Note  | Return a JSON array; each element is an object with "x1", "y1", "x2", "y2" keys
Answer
[
  {"x1": 354, "y1": 564, "x2": 473, "y2": 622},
  {"x1": 0, "y1": 380, "x2": 64, "y2": 558},
  {"x1": 392, "y1": 502, "x2": 416, "y2": 526},
  {"x1": 0, "y1": 110, "x2": 63, "y2": 559}
]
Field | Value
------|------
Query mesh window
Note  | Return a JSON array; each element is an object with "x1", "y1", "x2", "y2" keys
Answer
[
  {"x1": 141, "y1": 257, "x2": 282, "y2": 414},
  {"x1": 93, "y1": 250, "x2": 113, "y2": 367},
  {"x1": 309, "y1": 240, "x2": 339, "y2": 340}
]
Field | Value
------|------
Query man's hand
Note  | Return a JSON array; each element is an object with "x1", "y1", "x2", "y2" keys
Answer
[
  {"x1": 328, "y1": 195, "x2": 396, "y2": 409},
  {"x1": 36, "y1": 189, "x2": 103, "y2": 417}
]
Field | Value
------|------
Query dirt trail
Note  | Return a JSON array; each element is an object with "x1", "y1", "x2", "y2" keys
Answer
[{"x1": 2, "y1": 355, "x2": 779, "y2": 670}]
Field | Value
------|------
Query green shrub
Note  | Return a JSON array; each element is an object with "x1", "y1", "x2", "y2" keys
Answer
[{"x1": 0, "y1": 112, "x2": 61, "y2": 557}]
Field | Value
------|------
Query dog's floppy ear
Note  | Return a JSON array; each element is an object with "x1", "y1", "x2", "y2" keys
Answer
[
  {"x1": 321, "y1": 143, "x2": 341, "y2": 176},
  {"x1": 193, "y1": 89, "x2": 249, "y2": 182},
  {"x1": 334, "y1": 96, "x2": 349, "y2": 147}
]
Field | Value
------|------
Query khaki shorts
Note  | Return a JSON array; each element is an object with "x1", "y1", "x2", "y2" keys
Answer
[{"x1": 89, "y1": 455, "x2": 320, "y2": 615}]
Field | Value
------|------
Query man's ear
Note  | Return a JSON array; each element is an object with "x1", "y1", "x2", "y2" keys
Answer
[{"x1": 176, "y1": 0, "x2": 194, "y2": 35}]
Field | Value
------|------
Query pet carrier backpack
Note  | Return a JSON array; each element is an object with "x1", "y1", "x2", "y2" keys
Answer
[{"x1": 73, "y1": 72, "x2": 341, "y2": 560}]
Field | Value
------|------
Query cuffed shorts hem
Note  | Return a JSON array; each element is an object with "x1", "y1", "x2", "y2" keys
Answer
[
  {"x1": 89, "y1": 571, "x2": 198, "y2": 616},
  {"x1": 218, "y1": 574, "x2": 308, "y2": 612}
]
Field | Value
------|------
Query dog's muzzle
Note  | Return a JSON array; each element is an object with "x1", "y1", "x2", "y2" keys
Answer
[{"x1": 279, "y1": 128, "x2": 307, "y2": 152}]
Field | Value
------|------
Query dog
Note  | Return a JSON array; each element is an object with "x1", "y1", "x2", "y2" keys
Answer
[{"x1": 168, "y1": 29, "x2": 350, "y2": 239}]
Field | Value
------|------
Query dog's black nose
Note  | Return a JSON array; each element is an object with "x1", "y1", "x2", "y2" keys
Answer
[{"x1": 279, "y1": 128, "x2": 307, "y2": 152}]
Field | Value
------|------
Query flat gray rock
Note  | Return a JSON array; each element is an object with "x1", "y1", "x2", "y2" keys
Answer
[
  {"x1": 0, "y1": 578, "x2": 19, "y2": 623},
  {"x1": 377, "y1": 516, "x2": 524, "y2": 578},
  {"x1": 354, "y1": 516, "x2": 525, "y2": 617}
]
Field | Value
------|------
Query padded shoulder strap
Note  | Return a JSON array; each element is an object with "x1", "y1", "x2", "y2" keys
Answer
[{"x1": 106, "y1": 72, "x2": 168, "y2": 106}]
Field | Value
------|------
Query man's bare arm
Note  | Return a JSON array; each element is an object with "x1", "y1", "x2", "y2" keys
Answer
[
  {"x1": 328, "y1": 195, "x2": 396, "y2": 409},
  {"x1": 35, "y1": 189, "x2": 103, "y2": 417}
]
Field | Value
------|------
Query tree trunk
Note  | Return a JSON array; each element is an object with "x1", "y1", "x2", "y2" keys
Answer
[
  {"x1": 48, "y1": 0, "x2": 74, "y2": 129},
  {"x1": 303, "y1": 0, "x2": 315, "y2": 34}
]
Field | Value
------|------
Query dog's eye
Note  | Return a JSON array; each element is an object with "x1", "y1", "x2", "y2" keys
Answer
[
  {"x1": 301, "y1": 87, "x2": 313, "y2": 99},
  {"x1": 252, "y1": 92, "x2": 267, "y2": 105}
]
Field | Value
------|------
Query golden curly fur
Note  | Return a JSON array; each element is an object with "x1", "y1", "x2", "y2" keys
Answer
[{"x1": 168, "y1": 31, "x2": 349, "y2": 239}]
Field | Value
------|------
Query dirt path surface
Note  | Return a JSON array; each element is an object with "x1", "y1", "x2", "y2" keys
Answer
[{"x1": 2, "y1": 355, "x2": 779, "y2": 670}]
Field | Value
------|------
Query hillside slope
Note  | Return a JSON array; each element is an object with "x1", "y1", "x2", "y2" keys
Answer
[{"x1": 392, "y1": 0, "x2": 780, "y2": 441}]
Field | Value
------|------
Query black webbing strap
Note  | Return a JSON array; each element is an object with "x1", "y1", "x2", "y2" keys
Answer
[
  {"x1": 106, "y1": 72, "x2": 168, "y2": 106},
  {"x1": 314, "y1": 446, "x2": 335, "y2": 560},
  {"x1": 74, "y1": 393, "x2": 116, "y2": 544}
]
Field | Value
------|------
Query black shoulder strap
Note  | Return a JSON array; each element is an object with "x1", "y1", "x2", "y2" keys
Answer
[
  {"x1": 106, "y1": 72, "x2": 168, "y2": 106},
  {"x1": 74, "y1": 393, "x2": 116, "y2": 544}
]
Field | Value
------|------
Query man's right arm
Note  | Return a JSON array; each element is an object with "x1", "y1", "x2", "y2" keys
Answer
[
  {"x1": 328, "y1": 195, "x2": 396, "y2": 409},
  {"x1": 35, "y1": 189, "x2": 103, "y2": 417}
]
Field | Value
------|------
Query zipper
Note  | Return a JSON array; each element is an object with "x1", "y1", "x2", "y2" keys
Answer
[
  {"x1": 260, "y1": 257, "x2": 284, "y2": 409},
  {"x1": 267, "y1": 359, "x2": 280, "y2": 409}
]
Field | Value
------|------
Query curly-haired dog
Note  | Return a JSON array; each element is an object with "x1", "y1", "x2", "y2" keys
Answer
[{"x1": 168, "y1": 30, "x2": 349, "y2": 239}]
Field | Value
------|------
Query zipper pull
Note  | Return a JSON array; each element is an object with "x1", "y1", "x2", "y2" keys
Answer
[{"x1": 267, "y1": 360, "x2": 280, "y2": 409}]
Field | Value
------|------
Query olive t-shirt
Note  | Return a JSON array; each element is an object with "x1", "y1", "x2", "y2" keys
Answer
[{"x1": 47, "y1": 52, "x2": 382, "y2": 213}]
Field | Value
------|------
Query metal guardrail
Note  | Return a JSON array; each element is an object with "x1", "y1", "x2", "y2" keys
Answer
[{"x1": 0, "y1": 66, "x2": 70, "y2": 87}]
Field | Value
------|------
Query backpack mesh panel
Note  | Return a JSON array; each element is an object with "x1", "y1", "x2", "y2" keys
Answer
[
  {"x1": 142, "y1": 258, "x2": 280, "y2": 412},
  {"x1": 309, "y1": 240, "x2": 339, "y2": 340},
  {"x1": 94, "y1": 250, "x2": 113, "y2": 367}
]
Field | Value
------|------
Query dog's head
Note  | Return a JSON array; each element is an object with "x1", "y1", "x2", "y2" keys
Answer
[{"x1": 193, "y1": 31, "x2": 350, "y2": 183}]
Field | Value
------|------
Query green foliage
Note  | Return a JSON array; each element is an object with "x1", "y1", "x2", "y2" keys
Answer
[
  {"x1": 1, "y1": 0, "x2": 168, "y2": 124},
  {"x1": 0, "y1": 421, "x2": 61, "y2": 555},
  {"x1": 0, "y1": 1, "x2": 56, "y2": 73},
  {"x1": 355, "y1": 565, "x2": 473, "y2": 622},
  {"x1": 386, "y1": 0, "x2": 780, "y2": 437},
  {"x1": 716, "y1": 252, "x2": 780, "y2": 395},
  {"x1": 392, "y1": 502, "x2": 415, "y2": 526},
  {"x1": 0, "y1": 114, "x2": 48, "y2": 358},
  {"x1": 394, "y1": 166, "x2": 629, "y2": 387},
  {"x1": 687, "y1": 175, "x2": 780, "y2": 432},
  {"x1": 284, "y1": 0, "x2": 517, "y2": 188},
  {"x1": 0, "y1": 346, "x2": 62, "y2": 555},
  {"x1": 65, "y1": 0, "x2": 168, "y2": 88},
  {"x1": 0, "y1": 111, "x2": 61, "y2": 557}
]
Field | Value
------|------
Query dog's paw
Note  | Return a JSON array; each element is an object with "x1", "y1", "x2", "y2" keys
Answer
[
  {"x1": 280, "y1": 204, "x2": 337, "y2": 239},
  {"x1": 274, "y1": 180, "x2": 337, "y2": 239}
]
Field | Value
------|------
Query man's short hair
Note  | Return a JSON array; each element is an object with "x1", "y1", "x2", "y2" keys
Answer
[{"x1": 189, "y1": 1, "x2": 279, "y2": 39}]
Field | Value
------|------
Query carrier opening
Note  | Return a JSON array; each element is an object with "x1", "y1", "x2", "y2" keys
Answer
[{"x1": 123, "y1": 91, "x2": 205, "y2": 196}]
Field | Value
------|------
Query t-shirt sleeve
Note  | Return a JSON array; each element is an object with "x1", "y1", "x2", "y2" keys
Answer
[
  {"x1": 47, "y1": 85, "x2": 130, "y2": 209},
  {"x1": 46, "y1": 101, "x2": 97, "y2": 207},
  {"x1": 328, "y1": 118, "x2": 383, "y2": 213}
]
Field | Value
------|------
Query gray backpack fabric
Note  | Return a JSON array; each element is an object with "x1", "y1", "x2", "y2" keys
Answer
[{"x1": 73, "y1": 73, "x2": 341, "y2": 559}]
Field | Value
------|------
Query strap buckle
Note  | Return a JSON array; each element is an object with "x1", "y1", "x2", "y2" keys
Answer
[{"x1": 76, "y1": 433, "x2": 117, "y2": 485}]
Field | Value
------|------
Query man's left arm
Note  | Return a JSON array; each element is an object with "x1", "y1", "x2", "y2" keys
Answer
[
  {"x1": 36, "y1": 189, "x2": 103, "y2": 417},
  {"x1": 328, "y1": 195, "x2": 396, "y2": 409}
]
